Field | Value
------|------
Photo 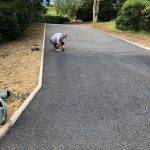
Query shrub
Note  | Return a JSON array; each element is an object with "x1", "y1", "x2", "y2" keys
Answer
[
  {"x1": 116, "y1": 0, "x2": 149, "y2": 31},
  {"x1": 43, "y1": 15, "x2": 70, "y2": 24},
  {"x1": 0, "y1": 3, "x2": 22, "y2": 41},
  {"x1": 14, "y1": 0, "x2": 32, "y2": 31},
  {"x1": 31, "y1": 0, "x2": 47, "y2": 22},
  {"x1": 0, "y1": 0, "x2": 46, "y2": 42},
  {"x1": 14, "y1": 0, "x2": 47, "y2": 30},
  {"x1": 141, "y1": 5, "x2": 150, "y2": 31}
]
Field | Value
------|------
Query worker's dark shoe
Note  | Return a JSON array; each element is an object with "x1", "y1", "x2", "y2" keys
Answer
[{"x1": 54, "y1": 45, "x2": 58, "y2": 49}]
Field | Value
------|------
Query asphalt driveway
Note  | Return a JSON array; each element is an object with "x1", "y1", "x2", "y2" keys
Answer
[{"x1": 1, "y1": 24, "x2": 150, "y2": 150}]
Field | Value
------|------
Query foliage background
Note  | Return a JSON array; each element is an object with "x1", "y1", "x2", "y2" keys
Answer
[{"x1": 0, "y1": 0, "x2": 46, "y2": 41}]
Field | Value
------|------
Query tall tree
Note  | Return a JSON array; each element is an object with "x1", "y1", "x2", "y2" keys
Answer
[{"x1": 93, "y1": 0, "x2": 100, "y2": 22}]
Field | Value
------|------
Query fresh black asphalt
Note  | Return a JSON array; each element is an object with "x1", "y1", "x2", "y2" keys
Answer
[{"x1": 1, "y1": 24, "x2": 150, "y2": 150}]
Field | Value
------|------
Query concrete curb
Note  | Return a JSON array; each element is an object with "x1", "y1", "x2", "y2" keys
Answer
[
  {"x1": 0, "y1": 23, "x2": 46, "y2": 141},
  {"x1": 88, "y1": 26, "x2": 150, "y2": 51}
]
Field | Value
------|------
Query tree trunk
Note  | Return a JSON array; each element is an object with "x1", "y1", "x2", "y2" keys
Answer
[{"x1": 93, "y1": 0, "x2": 100, "y2": 23}]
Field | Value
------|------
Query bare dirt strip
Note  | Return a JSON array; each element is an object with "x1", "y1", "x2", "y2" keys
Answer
[{"x1": 0, "y1": 23, "x2": 44, "y2": 121}]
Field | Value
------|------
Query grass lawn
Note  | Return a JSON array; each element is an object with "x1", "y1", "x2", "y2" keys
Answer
[
  {"x1": 46, "y1": 6, "x2": 67, "y2": 17},
  {"x1": 106, "y1": 21, "x2": 150, "y2": 37},
  {"x1": 46, "y1": 6, "x2": 58, "y2": 16}
]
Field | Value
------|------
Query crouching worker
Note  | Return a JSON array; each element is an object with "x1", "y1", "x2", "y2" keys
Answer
[{"x1": 50, "y1": 32, "x2": 67, "y2": 51}]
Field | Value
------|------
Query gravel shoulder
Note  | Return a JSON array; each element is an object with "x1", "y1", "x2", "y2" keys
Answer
[{"x1": 0, "y1": 23, "x2": 44, "y2": 121}]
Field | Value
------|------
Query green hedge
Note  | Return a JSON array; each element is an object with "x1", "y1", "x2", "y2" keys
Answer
[
  {"x1": 116, "y1": 0, "x2": 150, "y2": 31},
  {"x1": 43, "y1": 15, "x2": 70, "y2": 24},
  {"x1": 0, "y1": 0, "x2": 46, "y2": 42},
  {"x1": 0, "y1": 2, "x2": 22, "y2": 41}
]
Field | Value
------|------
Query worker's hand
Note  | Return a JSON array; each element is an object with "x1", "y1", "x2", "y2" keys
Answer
[
  {"x1": 57, "y1": 42, "x2": 62, "y2": 48},
  {"x1": 57, "y1": 42, "x2": 64, "y2": 49},
  {"x1": 61, "y1": 45, "x2": 65, "y2": 49}
]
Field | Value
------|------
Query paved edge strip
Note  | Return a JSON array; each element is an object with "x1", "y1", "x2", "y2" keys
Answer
[
  {"x1": 0, "y1": 23, "x2": 46, "y2": 141},
  {"x1": 88, "y1": 26, "x2": 150, "y2": 51}
]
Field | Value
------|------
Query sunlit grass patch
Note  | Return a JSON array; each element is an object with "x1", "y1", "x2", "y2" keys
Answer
[{"x1": 46, "y1": 7, "x2": 58, "y2": 16}]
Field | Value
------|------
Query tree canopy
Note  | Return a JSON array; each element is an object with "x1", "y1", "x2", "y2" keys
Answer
[
  {"x1": 53, "y1": 0, "x2": 128, "y2": 21},
  {"x1": 54, "y1": 0, "x2": 84, "y2": 18}
]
